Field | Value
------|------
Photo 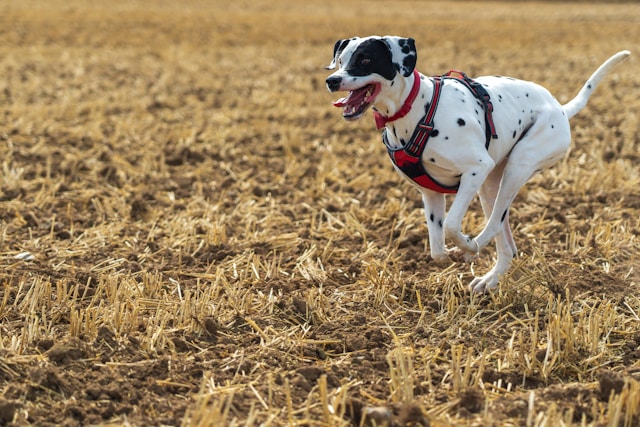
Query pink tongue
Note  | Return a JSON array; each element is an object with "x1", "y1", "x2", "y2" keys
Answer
[{"x1": 333, "y1": 87, "x2": 367, "y2": 108}]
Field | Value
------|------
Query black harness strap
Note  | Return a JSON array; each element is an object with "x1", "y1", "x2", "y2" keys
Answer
[{"x1": 444, "y1": 70, "x2": 498, "y2": 148}]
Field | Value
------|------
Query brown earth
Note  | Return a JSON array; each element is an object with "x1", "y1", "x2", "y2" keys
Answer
[{"x1": 1, "y1": 1, "x2": 640, "y2": 426}]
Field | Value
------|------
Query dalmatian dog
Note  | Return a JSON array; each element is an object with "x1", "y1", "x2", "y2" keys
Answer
[{"x1": 325, "y1": 36, "x2": 630, "y2": 292}]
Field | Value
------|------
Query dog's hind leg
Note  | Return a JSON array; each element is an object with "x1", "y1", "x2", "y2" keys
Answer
[
  {"x1": 470, "y1": 108, "x2": 571, "y2": 291},
  {"x1": 469, "y1": 160, "x2": 518, "y2": 292}
]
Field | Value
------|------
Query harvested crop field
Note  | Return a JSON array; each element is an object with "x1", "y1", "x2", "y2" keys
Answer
[{"x1": 1, "y1": 0, "x2": 640, "y2": 425}]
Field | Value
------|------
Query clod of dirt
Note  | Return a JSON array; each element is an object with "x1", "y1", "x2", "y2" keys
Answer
[
  {"x1": 56, "y1": 230, "x2": 71, "y2": 240},
  {"x1": 202, "y1": 316, "x2": 219, "y2": 343},
  {"x1": 296, "y1": 366, "x2": 324, "y2": 382},
  {"x1": 294, "y1": 365, "x2": 340, "y2": 388},
  {"x1": 395, "y1": 402, "x2": 430, "y2": 426},
  {"x1": 130, "y1": 197, "x2": 150, "y2": 221},
  {"x1": 95, "y1": 326, "x2": 117, "y2": 347},
  {"x1": 36, "y1": 339, "x2": 54, "y2": 352},
  {"x1": 365, "y1": 328, "x2": 388, "y2": 347},
  {"x1": 307, "y1": 367, "x2": 340, "y2": 388},
  {"x1": 292, "y1": 296, "x2": 309, "y2": 318},
  {"x1": 598, "y1": 369, "x2": 626, "y2": 400},
  {"x1": 27, "y1": 367, "x2": 69, "y2": 396},
  {"x1": 85, "y1": 383, "x2": 123, "y2": 401},
  {"x1": 503, "y1": 398, "x2": 528, "y2": 419},
  {"x1": 535, "y1": 348, "x2": 548, "y2": 363},
  {"x1": 457, "y1": 387, "x2": 485, "y2": 415},
  {"x1": 64, "y1": 404, "x2": 86, "y2": 423},
  {"x1": 47, "y1": 337, "x2": 87, "y2": 364},
  {"x1": 171, "y1": 336, "x2": 191, "y2": 352},
  {"x1": 291, "y1": 374, "x2": 312, "y2": 392},
  {"x1": 0, "y1": 399, "x2": 19, "y2": 424}
]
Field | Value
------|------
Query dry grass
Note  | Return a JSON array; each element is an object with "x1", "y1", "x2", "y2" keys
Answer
[{"x1": 1, "y1": 0, "x2": 640, "y2": 425}]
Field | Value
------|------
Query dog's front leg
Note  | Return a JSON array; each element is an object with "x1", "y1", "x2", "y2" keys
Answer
[
  {"x1": 420, "y1": 190, "x2": 448, "y2": 263},
  {"x1": 444, "y1": 160, "x2": 494, "y2": 255}
]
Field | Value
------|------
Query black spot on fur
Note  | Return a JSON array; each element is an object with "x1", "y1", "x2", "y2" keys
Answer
[
  {"x1": 430, "y1": 158, "x2": 436, "y2": 163},
  {"x1": 551, "y1": 124, "x2": 554, "y2": 129},
  {"x1": 518, "y1": 119, "x2": 522, "y2": 125},
  {"x1": 525, "y1": 93, "x2": 529, "y2": 97},
  {"x1": 444, "y1": 136, "x2": 449, "y2": 140},
  {"x1": 438, "y1": 220, "x2": 443, "y2": 228},
  {"x1": 430, "y1": 129, "x2": 439, "y2": 137},
  {"x1": 457, "y1": 118, "x2": 466, "y2": 126},
  {"x1": 501, "y1": 209, "x2": 508, "y2": 222},
  {"x1": 430, "y1": 213, "x2": 434, "y2": 222},
  {"x1": 512, "y1": 130, "x2": 517, "y2": 138}
]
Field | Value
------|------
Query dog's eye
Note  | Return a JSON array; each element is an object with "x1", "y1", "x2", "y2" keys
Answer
[{"x1": 360, "y1": 58, "x2": 371, "y2": 65}]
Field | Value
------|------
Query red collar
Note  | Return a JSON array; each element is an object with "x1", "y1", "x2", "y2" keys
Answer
[{"x1": 373, "y1": 70, "x2": 421, "y2": 130}]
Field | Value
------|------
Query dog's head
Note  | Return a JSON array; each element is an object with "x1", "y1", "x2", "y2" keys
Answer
[{"x1": 325, "y1": 36, "x2": 417, "y2": 121}]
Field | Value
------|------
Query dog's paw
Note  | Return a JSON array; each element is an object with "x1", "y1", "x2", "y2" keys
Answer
[
  {"x1": 446, "y1": 231, "x2": 480, "y2": 256},
  {"x1": 468, "y1": 272, "x2": 500, "y2": 293},
  {"x1": 430, "y1": 253, "x2": 452, "y2": 265},
  {"x1": 447, "y1": 247, "x2": 477, "y2": 263}
]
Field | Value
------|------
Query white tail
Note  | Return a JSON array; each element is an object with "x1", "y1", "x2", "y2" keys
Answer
[{"x1": 562, "y1": 50, "x2": 630, "y2": 119}]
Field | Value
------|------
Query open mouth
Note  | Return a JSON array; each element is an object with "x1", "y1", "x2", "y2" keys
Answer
[{"x1": 332, "y1": 83, "x2": 381, "y2": 120}]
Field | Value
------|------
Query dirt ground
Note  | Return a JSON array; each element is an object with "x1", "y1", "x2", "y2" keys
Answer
[{"x1": 1, "y1": 1, "x2": 640, "y2": 426}]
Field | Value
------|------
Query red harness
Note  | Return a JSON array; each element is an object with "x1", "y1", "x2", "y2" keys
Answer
[{"x1": 374, "y1": 70, "x2": 498, "y2": 194}]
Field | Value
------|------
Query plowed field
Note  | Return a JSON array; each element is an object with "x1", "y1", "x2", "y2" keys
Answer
[{"x1": 1, "y1": 1, "x2": 639, "y2": 426}]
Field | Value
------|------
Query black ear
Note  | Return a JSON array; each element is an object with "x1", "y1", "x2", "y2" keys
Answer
[
  {"x1": 382, "y1": 36, "x2": 417, "y2": 77},
  {"x1": 326, "y1": 38, "x2": 353, "y2": 70}
]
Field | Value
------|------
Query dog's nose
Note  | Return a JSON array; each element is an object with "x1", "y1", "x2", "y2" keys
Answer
[{"x1": 326, "y1": 76, "x2": 342, "y2": 92}]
